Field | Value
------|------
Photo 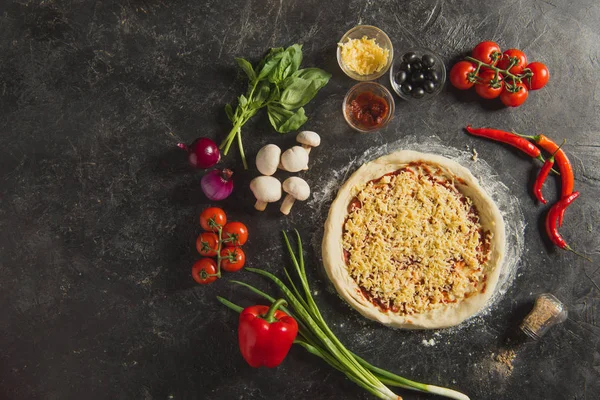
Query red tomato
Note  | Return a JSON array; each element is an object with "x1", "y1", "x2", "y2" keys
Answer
[
  {"x1": 222, "y1": 222, "x2": 248, "y2": 247},
  {"x1": 199, "y1": 207, "x2": 227, "y2": 232},
  {"x1": 471, "y1": 41, "x2": 502, "y2": 65},
  {"x1": 191, "y1": 258, "x2": 218, "y2": 284},
  {"x1": 196, "y1": 232, "x2": 219, "y2": 257},
  {"x1": 500, "y1": 82, "x2": 529, "y2": 107},
  {"x1": 475, "y1": 70, "x2": 504, "y2": 99},
  {"x1": 524, "y1": 62, "x2": 549, "y2": 90},
  {"x1": 449, "y1": 61, "x2": 477, "y2": 90},
  {"x1": 220, "y1": 247, "x2": 246, "y2": 272},
  {"x1": 497, "y1": 49, "x2": 528, "y2": 75}
]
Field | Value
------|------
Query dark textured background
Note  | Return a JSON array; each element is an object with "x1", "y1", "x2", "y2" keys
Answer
[{"x1": 1, "y1": 1, "x2": 599, "y2": 399}]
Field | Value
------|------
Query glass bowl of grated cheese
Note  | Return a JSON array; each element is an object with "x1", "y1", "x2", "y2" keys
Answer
[{"x1": 337, "y1": 25, "x2": 393, "y2": 81}]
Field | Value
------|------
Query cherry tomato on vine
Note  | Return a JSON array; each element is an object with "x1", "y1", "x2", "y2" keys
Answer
[
  {"x1": 449, "y1": 61, "x2": 477, "y2": 90},
  {"x1": 475, "y1": 70, "x2": 504, "y2": 99},
  {"x1": 200, "y1": 207, "x2": 227, "y2": 232},
  {"x1": 191, "y1": 258, "x2": 218, "y2": 284},
  {"x1": 524, "y1": 62, "x2": 549, "y2": 90},
  {"x1": 497, "y1": 49, "x2": 528, "y2": 75},
  {"x1": 196, "y1": 232, "x2": 219, "y2": 257},
  {"x1": 222, "y1": 222, "x2": 248, "y2": 247},
  {"x1": 500, "y1": 82, "x2": 529, "y2": 107},
  {"x1": 220, "y1": 247, "x2": 246, "y2": 272},
  {"x1": 471, "y1": 41, "x2": 502, "y2": 65}
]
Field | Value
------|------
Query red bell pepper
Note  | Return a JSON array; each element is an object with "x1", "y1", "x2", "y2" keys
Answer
[{"x1": 238, "y1": 299, "x2": 298, "y2": 368}]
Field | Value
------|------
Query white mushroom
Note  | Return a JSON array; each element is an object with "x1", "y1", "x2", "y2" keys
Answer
[
  {"x1": 296, "y1": 131, "x2": 321, "y2": 155},
  {"x1": 280, "y1": 177, "x2": 310, "y2": 215},
  {"x1": 250, "y1": 176, "x2": 282, "y2": 211},
  {"x1": 279, "y1": 146, "x2": 309, "y2": 172},
  {"x1": 255, "y1": 144, "x2": 281, "y2": 176}
]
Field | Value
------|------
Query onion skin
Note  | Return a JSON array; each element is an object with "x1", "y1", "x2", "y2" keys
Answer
[
  {"x1": 178, "y1": 137, "x2": 220, "y2": 169},
  {"x1": 201, "y1": 169, "x2": 234, "y2": 201}
]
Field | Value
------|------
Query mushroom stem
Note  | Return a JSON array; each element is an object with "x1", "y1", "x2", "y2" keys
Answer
[
  {"x1": 255, "y1": 200, "x2": 268, "y2": 211},
  {"x1": 302, "y1": 145, "x2": 312, "y2": 155},
  {"x1": 280, "y1": 194, "x2": 297, "y2": 215}
]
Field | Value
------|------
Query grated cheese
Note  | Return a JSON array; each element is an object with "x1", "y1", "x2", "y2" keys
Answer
[
  {"x1": 342, "y1": 163, "x2": 492, "y2": 316},
  {"x1": 338, "y1": 36, "x2": 389, "y2": 75}
]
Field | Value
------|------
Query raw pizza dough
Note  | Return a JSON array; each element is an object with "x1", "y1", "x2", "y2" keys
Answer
[{"x1": 322, "y1": 150, "x2": 506, "y2": 329}]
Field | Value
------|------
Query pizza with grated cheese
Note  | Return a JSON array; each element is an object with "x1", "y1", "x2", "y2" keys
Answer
[{"x1": 322, "y1": 151, "x2": 505, "y2": 329}]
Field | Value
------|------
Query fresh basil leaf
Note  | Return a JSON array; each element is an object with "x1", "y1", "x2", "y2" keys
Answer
[
  {"x1": 267, "y1": 85, "x2": 281, "y2": 103},
  {"x1": 278, "y1": 75, "x2": 295, "y2": 90},
  {"x1": 278, "y1": 68, "x2": 331, "y2": 109},
  {"x1": 287, "y1": 44, "x2": 303, "y2": 75},
  {"x1": 235, "y1": 57, "x2": 256, "y2": 82},
  {"x1": 256, "y1": 48, "x2": 285, "y2": 80},
  {"x1": 238, "y1": 94, "x2": 248, "y2": 107},
  {"x1": 279, "y1": 77, "x2": 327, "y2": 110},
  {"x1": 278, "y1": 78, "x2": 313, "y2": 109},
  {"x1": 268, "y1": 50, "x2": 292, "y2": 84},
  {"x1": 292, "y1": 68, "x2": 331, "y2": 90},
  {"x1": 278, "y1": 107, "x2": 308, "y2": 133},
  {"x1": 272, "y1": 44, "x2": 302, "y2": 83},
  {"x1": 225, "y1": 103, "x2": 234, "y2": 122},
  {"x1": 251, "y1": 82, "x2": 271, "y2": 108},
  {"x1": 266, "y1": 104, "x2": 291, "y2": 129},
  {"x1": 267, "y1": 105, "x2": 308, "y2": 133},
  {"x1": 255, "y1": 47, "x2": 284, "y2": 73}
]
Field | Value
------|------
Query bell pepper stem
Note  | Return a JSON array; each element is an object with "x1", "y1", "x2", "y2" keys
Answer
[{"x1": 263, "y1": 298, "x2": 288, "y2": 323}]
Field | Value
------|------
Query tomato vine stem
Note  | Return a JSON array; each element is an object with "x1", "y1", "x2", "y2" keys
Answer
[{"x1": 464, "y1": 56, "x2": 531, "y2": 93}]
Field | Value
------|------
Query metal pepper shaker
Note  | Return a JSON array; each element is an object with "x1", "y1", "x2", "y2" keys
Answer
[{"x1": 520, "y1": 293, "x2": 568, "y2": 340}]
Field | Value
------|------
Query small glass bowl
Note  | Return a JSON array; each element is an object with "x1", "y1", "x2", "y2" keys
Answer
[
  {"x1": 342, "y1": 82, "x2": 395, "y2": 133},
  {"x1": 390, "y1": 47, "x2": 446, "y2": 101},
  {"x1": 337, "y1": 25, "x2": 394, "y2": 81}
]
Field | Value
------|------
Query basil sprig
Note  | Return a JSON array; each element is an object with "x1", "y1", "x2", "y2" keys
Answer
[{"x1": 220, "y1": 44, "x2": 331, "y2": 169}]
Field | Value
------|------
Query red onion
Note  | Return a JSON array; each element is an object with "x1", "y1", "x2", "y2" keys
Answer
[
  {"x1": 178, "y1": 137, "x2": 220, "y2": 169},
  {"x1": 201, "y1": 169, "x2": 234, "y2": 201}
]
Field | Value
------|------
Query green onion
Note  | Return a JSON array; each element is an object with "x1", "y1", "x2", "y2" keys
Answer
[{"x1": 217, "y1": 230, "x2": 470, "y2": 400}]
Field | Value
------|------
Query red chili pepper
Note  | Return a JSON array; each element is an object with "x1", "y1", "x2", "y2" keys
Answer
[
  {"x1": 545, "y1": 192, "x2": 579, "y2": 249},
  {"x1": 465, "y1": 125, "x2": 544, "y2": 161},
  {"x1": 514, "y1": 132, "x2": 574, "y2": 226},
  {"x1": 534, "y1": 135, "x2": 574, "y2": 226},
  {"x1": 533, "y1": 140, "x2": 565, "y2": 204},
  {"x1": 238, "y1": 299, "x2": 298, "y2": 368},
  {"x1": 545, "y1": 192, "x2": 591, "y2": 261},
  {"x1": 533, "y1": 158, "x2": 553, "y2": 204}
]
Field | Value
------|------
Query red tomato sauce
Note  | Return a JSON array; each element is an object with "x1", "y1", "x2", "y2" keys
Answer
[{"x1": 349, "y1": 92, "x2": 389, "y2": 128}]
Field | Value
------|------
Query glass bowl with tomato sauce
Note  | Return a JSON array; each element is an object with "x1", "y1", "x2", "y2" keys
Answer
[{"x1": 343, "y1": 82, "x2": 395, "y2": 133}]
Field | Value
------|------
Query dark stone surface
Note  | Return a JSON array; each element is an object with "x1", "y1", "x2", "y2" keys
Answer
[{"x1": 1, "y1": 1, "x2": 599, "y2": 399}]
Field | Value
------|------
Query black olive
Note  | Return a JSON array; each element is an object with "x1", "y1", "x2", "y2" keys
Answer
[
  {"x1": 424, "y1": 80, "x2": 436, "y2": 93},
  {"x1": 402, "y1": 52, "x2": 418, "y2": 63},
  {"x1": 426, "y1": 70, "x2": 440, "y2": 83},
  {"x1": 400, "y1": 83, "x2": 413, "y2": 95},
  {"x1": 399, "y1": 62, "x2": 412, "y2": 73},
  {"x1": 395, "y1": 70, "x2": 407, "y2": 84},
  {"x1": 422, "y1": 54, "x2": 435, "y2": 68},
  {"x1": 412, "y1": 87, "x2": 425, "y2": 99},
  {"x1": 411, "y1": 71, "x2": 425, "y2": 84},
  {"x1": 411, "y1": 60, "x2": 423, "y2": 71}
]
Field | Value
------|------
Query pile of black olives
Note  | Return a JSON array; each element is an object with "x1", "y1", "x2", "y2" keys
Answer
[{"x1": 395, "y1": 52, "x2": 441, "y2": 99}]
